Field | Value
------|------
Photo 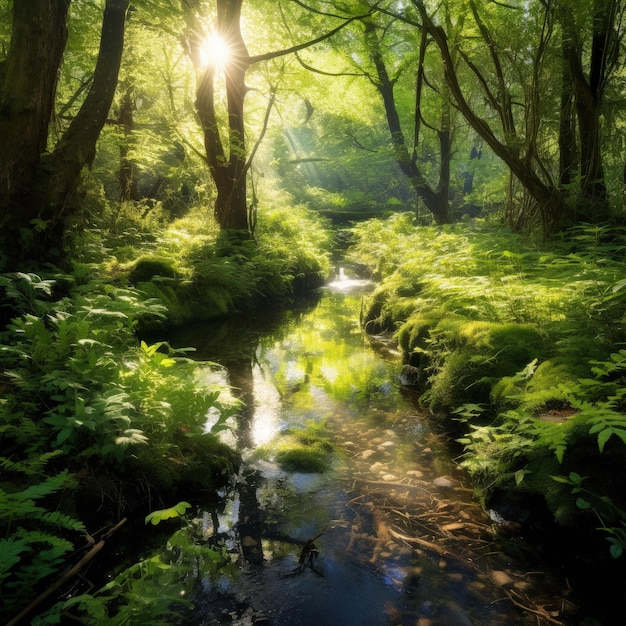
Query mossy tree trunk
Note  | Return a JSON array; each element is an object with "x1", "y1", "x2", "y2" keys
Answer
[{"x1": 0, "y1": 0, "x2": 129, "y2": 268}]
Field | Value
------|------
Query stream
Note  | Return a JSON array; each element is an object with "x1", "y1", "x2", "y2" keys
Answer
[{"x1": 166, "y1": 268, "x2": 581, "y2": 626}]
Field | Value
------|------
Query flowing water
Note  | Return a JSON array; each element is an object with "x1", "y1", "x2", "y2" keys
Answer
[{"x1": 167, "y1": 269, "x2": 581, "y2": 626}]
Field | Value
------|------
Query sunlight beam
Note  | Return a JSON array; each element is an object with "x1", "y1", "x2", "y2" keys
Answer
[{"x1": 200, "y1": 31, "x2": 231, "y2": 69}]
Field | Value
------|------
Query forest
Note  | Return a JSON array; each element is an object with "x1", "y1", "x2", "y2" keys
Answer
[{"x1": 1, "y1": 0, "x2": 626, "y2": 624}]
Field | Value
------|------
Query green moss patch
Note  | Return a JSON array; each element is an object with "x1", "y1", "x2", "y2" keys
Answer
[{"x1": 261, "y1": 423, "x2": 336, "y2": 473}]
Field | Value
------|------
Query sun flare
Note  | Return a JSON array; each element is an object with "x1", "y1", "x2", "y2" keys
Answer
[{"x1": 200, "y1": 31, "x2": 231, "y2": 68}]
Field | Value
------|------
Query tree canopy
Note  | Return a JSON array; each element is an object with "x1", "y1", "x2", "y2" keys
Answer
[{"x1": 1, "y1": 0, "x2": 626, "y2": 266}]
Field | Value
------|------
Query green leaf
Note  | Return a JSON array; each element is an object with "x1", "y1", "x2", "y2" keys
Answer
[
  {"x1": 608, "y1": 540, "x2": 623, "y2": 559},
  {"x1": 144, "y1": 501, "x2": 192, "y2": 526},
  {"x1": 576, "y1": 498, "x2": 591, "y2": 510},
  {"x1": 597, "y1": 427, "x2": 613, "y2": 453}
]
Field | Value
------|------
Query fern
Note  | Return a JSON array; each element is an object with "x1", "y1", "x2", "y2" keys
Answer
[{"x1": 0, "y1": 460, "x2": 85, "y2": 620}]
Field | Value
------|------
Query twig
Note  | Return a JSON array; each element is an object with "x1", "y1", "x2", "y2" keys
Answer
[
  {"x1": 503, "y1": 588, "x2": 564, "y2": 625},
  {"x1": 7, "y1": 518, "x2": 128, "y2": 626}
]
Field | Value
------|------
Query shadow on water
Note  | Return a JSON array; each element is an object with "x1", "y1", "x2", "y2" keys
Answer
[{"x1": 165, "y1": 268, "x2": 589, "y2": 626}]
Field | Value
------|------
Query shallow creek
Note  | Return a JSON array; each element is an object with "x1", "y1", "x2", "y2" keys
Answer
[{"x1": 168, "y1": 270, "x2": 578, "y2": 626}]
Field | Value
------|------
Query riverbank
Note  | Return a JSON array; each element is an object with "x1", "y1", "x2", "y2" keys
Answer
[
  {"x1": 349, "y1": 215, "x2": 626, "y2": 623},
  {"x1": 0, "y1": 206, "x2": 333, "y2": 623}
]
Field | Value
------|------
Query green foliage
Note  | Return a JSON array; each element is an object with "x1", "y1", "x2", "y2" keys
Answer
[
  {"x1": 145, "y1": 501, "x2": 192, "y2": 525},
  {"x1": 552, "y1": 472, "x2": 626, "y2": 559},
  {"x1": 0, "y1": 265, "x2": 241, "y2": 620},
  {"x1": 50, "y1": 522, "x2": 231, "y2": 624},
  {"x1": 349, "y1": 219, "x2": 626, "y2": 555},
  {"x1": 0, "y1": 456, "x2": 85, "y2": 619}
]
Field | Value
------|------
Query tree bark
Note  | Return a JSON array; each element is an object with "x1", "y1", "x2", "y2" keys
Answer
[
  {"x1": 0, "y1": 0, "x2": 129, "y2": 267},
  {"x1": 0, "y1": 0, "x2": 70, "y2": 221},
  {"x1": 363, "y1": 18, "x2": 451, "y2": 225}
]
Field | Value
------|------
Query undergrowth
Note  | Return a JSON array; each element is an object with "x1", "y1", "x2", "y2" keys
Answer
[
  {"x1": 349, "y1": 215, "x2": 626, "y2": 558},
  {"x1": 1, "y1": 202, "x2": 333, "y2": 622}
]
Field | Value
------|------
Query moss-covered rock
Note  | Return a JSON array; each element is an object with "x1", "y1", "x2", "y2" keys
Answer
[
  {"x1": 425, "y1": 318, "x2": 544, "y2": 412},
  {"x1": 129, "y1": 256, "x2": 178, "y2": 284}
]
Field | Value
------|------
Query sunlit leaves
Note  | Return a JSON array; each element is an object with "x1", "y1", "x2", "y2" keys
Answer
[{"x1": 145, "y1": 501, "x2": 192, "y2": 525}]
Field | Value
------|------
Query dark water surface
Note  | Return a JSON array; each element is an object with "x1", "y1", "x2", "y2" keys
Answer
[{"x1": 167, "y1": 270, "x2": 582, "y2": 626}]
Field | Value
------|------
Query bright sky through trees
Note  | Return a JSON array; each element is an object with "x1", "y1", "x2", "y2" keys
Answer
[{"x1": 199, "y1": 31, "x2": 232, "y2": 68}]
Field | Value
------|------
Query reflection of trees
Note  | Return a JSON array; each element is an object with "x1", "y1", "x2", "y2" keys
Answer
[
  {"x1": 169, "y1": 297, "x2": 323, "y2": 566},
  {"x1": 225, "y1": 355, "x2": 265, "y2": 566},
  {"x1": 169, "y1": 303, "x2": 317, "y2": 566}
]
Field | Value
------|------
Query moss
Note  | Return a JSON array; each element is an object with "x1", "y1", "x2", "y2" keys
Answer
[
  {"x1": 129, "y1": 256, "x2": 178, "y2": 284},
  {"x1": 428, "y1": 319, "x2": 544, "y2": 412},
  {"x1": 261, "y1": 423, "x2": 335, "y2": 473},
  {"x1": 275, "y1": 445, "x2": 331, "y2": 473}
]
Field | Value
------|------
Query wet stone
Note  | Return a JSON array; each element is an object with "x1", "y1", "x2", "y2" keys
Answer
[
  {"x1": 407, "y1": 469, "x2": 424, "y2": 478},
  {"x1": 490, "y1": 570, "x2": 514, "y2": 588},
  {"x1": 361, "y1": 449, "x2": 376, "y2": 460},
  {"x1": 433, "y1": 476, "x2": 454, "y2": 489}
]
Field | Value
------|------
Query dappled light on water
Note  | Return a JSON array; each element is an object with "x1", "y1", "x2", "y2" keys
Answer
[{"x1": 168, "y1": 268, "x2": 576, "y2": 625}]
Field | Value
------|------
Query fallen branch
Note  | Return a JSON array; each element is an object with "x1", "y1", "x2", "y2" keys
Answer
[
  {"x1": 7, "y1": 517, "x2": 128, "y2": 626},
  {"x1": 503, "y1": 588, "x2": 564, "y2": 625}
]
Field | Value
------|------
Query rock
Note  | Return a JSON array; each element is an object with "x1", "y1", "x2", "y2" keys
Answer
[
  {"x1": 382, "y1": 473, "x2": 398, "y2": 481},
  {"x1": 361, "y1": 449, "x2": 376, "y2": 460},
  {"x1": 399, "y1": 364, "x2": 420, "y2": 386},
  {"x1": 433, "y1": 476, "x2": 454, "y2": 489},
  {"x1": 490, "y1": 570, "x2": 514, "y2": 588},
  {"x1": 407, "y1": 470, "x2": 424, "y2": 478},
  {"x1": 370, "y1": 462, "x2": 385, "y2": 472}
]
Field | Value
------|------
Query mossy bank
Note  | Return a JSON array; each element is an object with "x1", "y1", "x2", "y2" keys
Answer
[{"x1": 350, "y1": 214, "x2": 626, "y2": 568}]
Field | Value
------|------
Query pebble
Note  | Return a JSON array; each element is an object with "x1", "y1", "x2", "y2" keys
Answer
[
  {"x1": 361, "y1": 449, "x2": 376, "y2": 460},
  {"x1": 382, "y1": 473, "x2": 398, "y2": 481},
  {"x1": 490, "y1": 570, "x2": 514, "y2": 588},
  {"x1": 433, "y1": 476, "x2": 454, "y2": 488},
  {"x1": 407, "y1": 469, "x2": 424, "y2": 478}
]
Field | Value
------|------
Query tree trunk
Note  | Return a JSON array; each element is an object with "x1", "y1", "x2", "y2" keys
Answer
[
  {"x1": 0, "y1": 0, "x2": 70, "y2": 224},
  {"x1": 364, "y1": 19, "x2": 451, "y2": 225},
  {"x1": 566, "y1": 0, "x2": 617, "y2": 220},
  {"x1": 118, "y1": 87, "x2": 141, "y2": 202},
  {"x1": 191, "y1": 0, "x2": 251, "y2": 232},
  {"x1": 559, "y1": 28, "x2": 577, "y2": 189},
  {"x1": 43, "y1": 0, "x2": 129, "y2": 211},
  {"x1": 0, "y1": 0, "x2": 128, "y2": 267}
]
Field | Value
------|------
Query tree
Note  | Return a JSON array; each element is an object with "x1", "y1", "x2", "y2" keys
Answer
[
  {"x1": 361, "y1": 14, "x2": 452, "y2": 224},
  {"x1": 182, "y1": 0, "x2": 367, "y2": 233},
  {"x1": 0, "y1": 0, "x2": 130, "y2": 268},
  {"x1": 560, "y1": 0, "x2": 621, "y2": 221},
  {"x1": 408, "y1": 0, "x2": 625, "y2": 235}
]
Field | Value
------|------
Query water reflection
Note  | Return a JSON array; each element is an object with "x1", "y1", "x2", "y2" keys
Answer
[{"x1": 169, "y1": 269, "x2": 574, "y2": 626}]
